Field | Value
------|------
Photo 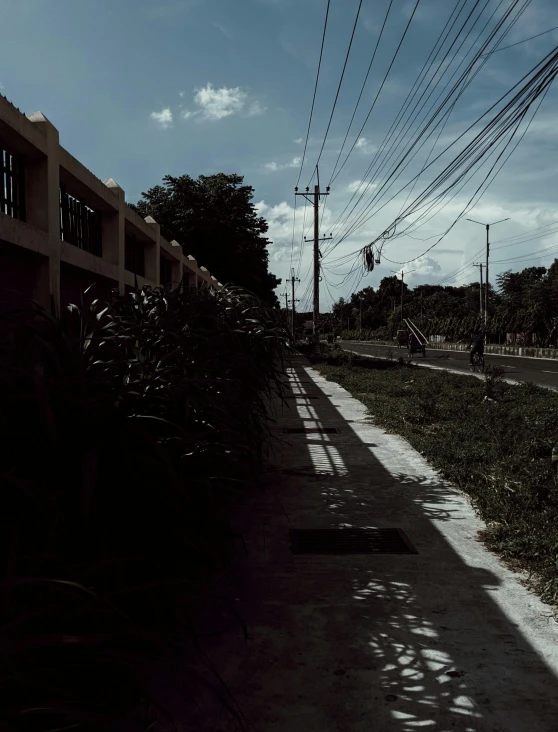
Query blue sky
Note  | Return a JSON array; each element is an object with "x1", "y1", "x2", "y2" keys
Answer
[{"x1": 2, "y1": 0, "x2": 557, "y2": 310}]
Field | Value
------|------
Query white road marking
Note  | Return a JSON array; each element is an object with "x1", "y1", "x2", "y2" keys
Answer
[{"x1": 542, "y1": 371, "x2": 558, "y2": 374}]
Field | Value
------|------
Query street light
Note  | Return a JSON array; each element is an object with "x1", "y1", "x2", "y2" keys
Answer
[
  {"x1": 466, "y1": 217, "x2": 510, "y2": 329},
  {"x1": 390, "y1": 269, "x2": 416, "y2": 323}
]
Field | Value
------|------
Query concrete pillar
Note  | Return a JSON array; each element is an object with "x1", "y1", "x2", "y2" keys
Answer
[
  {"x1": 26, "y1": 112, "x2": 60, "y2": 315},
  {"x1": 170, "y1": 240, "x2": 183, "y2": 288},
  {"x1": 186, "y1": 255, "x2": 198, "y2": 289},
  {"x1": 103, "y1": 178, "x2": 125, "y2": 293},
  {"x1": 143, "y1": 215, "x2": 160, "y2": 284}
]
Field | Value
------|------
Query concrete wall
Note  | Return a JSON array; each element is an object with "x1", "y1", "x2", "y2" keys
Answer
[{"x1": 0, "y1": 94, "x2": 222, "y2": 316}]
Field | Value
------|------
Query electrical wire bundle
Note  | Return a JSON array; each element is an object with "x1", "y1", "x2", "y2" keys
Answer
[
  {"x1": 357, "y1": 44, "x2": 558, "y2": 269},
  {"x1": 289, "y1": 0, "x2": 557, "y2": 309}
]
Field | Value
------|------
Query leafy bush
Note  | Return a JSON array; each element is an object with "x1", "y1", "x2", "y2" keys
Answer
[{"x1": 0, "y1": 282, "x2": 290, "y2": 730}]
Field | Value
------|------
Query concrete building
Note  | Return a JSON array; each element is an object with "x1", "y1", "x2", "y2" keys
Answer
[{"x1": 0, "y1": 94, "x2": 222, "y2": 316}]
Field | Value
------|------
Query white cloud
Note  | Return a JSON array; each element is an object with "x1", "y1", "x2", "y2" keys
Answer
[
  {"x1": 264, "y1": 156, "x2": 301, "y2": 172},
  {"x1": 178, "y1": 91, "x2": 185, "y2": 98},
  {"x1": 181, "y1": 109, "x2": 201, "y2": 120},
  {"x1": 247, "y1": 100, "x2": 266, "y2": 117},
  {"x1": 410, "y1": 256, "x2": 442, "y2": 279},
  {"x1": 214, "y1": 22, "x2": 233, "y2": 40},
  {"x1": 180, "y1": 83, "x2": 265, "y2": 122},
  {"x1": 150, "y1": 107, "x2": 173, "y2": 130},
  {"x1": 294, "y1": 137, "x2": 303, "y2": 144},
  {"x1": 347, "y1": 180, "x2": 377, "y2": 193},
  {"x1": 355, "y1": 137, "x2": 377, "y2": 155}
]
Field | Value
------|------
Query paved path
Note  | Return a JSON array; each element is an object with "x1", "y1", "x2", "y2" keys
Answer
[
  {"x1": 342, "y1": 341, "x2": 558, "y2": 391},
  {"x1": 161, "y1": 355, "x2": 558, "y2": 731}
]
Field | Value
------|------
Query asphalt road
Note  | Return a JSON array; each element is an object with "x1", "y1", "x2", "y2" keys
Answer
[{"x1": 340, "y1": 341, "x2": 558, "y2": 392}]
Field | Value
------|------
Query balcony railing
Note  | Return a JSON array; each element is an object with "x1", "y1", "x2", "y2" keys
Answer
[
  {"x1": 60, "y1": 185, "x2": 102, "y2": 256},
  {"x1": 1, "y1": 146, "x2": 25, "y2": 221}
]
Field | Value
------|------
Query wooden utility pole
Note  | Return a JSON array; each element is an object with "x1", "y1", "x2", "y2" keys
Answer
[
  {"x1": 296, "y1": 175, "x2": 331, "y2": 342},
  {"x1": 359, "y1": 296, "x2": 363, "y2": 339},
  {"x1": 286, "y1": 268, "x2": 300, "y2": 338},
  {"x1": 390, "y1": 268, "x2": 415, "y2": 323}
]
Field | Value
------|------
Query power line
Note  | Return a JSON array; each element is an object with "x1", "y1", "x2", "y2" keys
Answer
[
  {"x1": 294, "y1": 0, "x2": 331, "y2": 189},
  {"x1": 482, "y1": 25, "x2": 558, "y2": 55},
  {"x1": 348, "y1": 43, "x2": 558, "y2": 267},
  {"x1": 329, "y1": 0, "x2": 526, "y2": 252},
  {"x1": 308, "y1": 0, "x2": 364, "y2": 185},
  {"x1": 377, "y1": 70, "x2": 553, "y2": 265},
  {"x1": 329, "y1": 0, "x2": 422, "y2": 187},
  {"x1": 323, "y1": 0, "x2": 494, "y2": 258},
  {"x1": 324, "y1": 0, "x2": 395, "y2": 187}
]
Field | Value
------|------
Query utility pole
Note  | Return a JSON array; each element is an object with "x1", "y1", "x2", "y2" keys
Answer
[
  {"x1": 473, "y1": 263, "x2": 484, "y2": 316},
  {"x1": 420, "y1": 288, "x2": 423, "y2": 318},
  {"x1": 296, "y1": 175, "x2": 331, "y2": 343},
  {"x1": 390, "y1": 269, "x2": 415, "y2": 323},
  {"x1": 359, "y1": 296, "x2": 363, "y2": 340},
  {"x1": 466, "y1": 217, "x2": 509, "y2": 330},
  {"x1": 284, "y1": 290, "x2": 288, "y2": 313},
  {"x1": 286, "y1": 268, "x2": 300, "y2": 339}
]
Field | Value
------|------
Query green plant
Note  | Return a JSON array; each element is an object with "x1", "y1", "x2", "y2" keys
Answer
[
  {"x1": 0, "y1": 282, "x2": 291, "y2": 730},
  {"x1": 484, "y1": 364, "x2": 506, "y2": 399}
]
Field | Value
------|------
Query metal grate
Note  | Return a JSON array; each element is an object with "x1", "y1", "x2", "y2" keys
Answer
[
  {"x1": 290, "y1": 528, "x2": 418, "y2": 555},
  {"x1": 60, "y1": 185, "x2": 102, "y2": 256},
  {"x1": 1, "y1": 146, "x2": 25, "y2": 220},
  {"x1": 284, "y1": 427, "x2": 339, "y2": 434}
]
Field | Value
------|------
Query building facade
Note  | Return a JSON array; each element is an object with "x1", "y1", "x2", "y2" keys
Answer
[{"x1": 0, "y1": 94, "x2": 222, "y2": 316}]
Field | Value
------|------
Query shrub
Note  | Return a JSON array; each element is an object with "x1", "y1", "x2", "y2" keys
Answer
[{"x1": 0, "y1": 282, "x2": 290, "y2": 730}]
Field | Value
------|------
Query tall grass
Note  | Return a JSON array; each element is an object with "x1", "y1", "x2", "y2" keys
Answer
[{"x1": 0, "y1": 282, "x2": 290, "y2": 731}]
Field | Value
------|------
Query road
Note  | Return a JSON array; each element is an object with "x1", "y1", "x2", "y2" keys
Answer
[{"x1": 340, "y1": 341, "x2": 558, "y2": 392}]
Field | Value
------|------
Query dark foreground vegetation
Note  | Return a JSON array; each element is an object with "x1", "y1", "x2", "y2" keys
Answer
[
  {"x1": 309, "y1": 346, "x2": 558, "y2": 607},
  {"x1": 0, "y1": 283, "x2": 290, "y2": 731}
]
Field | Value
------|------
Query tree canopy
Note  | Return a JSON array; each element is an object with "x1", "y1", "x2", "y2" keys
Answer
[
  {"x1": 131, "y1": 173, "x2": 281, "y2": 306},
  {"x1": 330, "y1": 259, "x2": 558, "y2": 346}
]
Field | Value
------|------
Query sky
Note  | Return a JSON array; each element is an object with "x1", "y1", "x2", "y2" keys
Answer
[{"x1": 1, "y1": 0, "x2": 557, "y2": 311}]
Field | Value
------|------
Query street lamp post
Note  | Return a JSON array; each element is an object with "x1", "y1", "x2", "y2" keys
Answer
[{"x1": 466, "y1": 217, "x2": 510, "y2": 331}]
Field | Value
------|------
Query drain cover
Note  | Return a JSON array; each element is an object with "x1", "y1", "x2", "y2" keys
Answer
[
  {"x1": 284, "y1": 427, "x2": 339, "y2": 434},
  {"x1": 290, "y1": 528, "x2": 417, "y2": 555}
]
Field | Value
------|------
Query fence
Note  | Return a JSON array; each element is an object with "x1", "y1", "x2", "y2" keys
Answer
[{"x1": 1, "y1": 145, "x2": 25, "y2": 221}]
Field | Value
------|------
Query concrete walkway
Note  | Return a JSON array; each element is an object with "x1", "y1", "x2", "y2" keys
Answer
[{"x1": 164, "y1": 355, "x2": 558, "y2": 732}]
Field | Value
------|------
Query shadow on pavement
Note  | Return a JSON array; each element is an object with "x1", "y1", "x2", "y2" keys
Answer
[{"x1": 157, "y1": 356, "x2": 558, "y2": 731}]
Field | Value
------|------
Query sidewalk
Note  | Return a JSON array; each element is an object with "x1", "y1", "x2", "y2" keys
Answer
[{"x1": 163, "y1": 355, "x2": 558, "y2": 731}]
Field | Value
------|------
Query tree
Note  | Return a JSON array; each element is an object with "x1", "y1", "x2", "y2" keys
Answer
[{"x1": 131, "y1": 173, "x2": 282, "y2": 306}]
